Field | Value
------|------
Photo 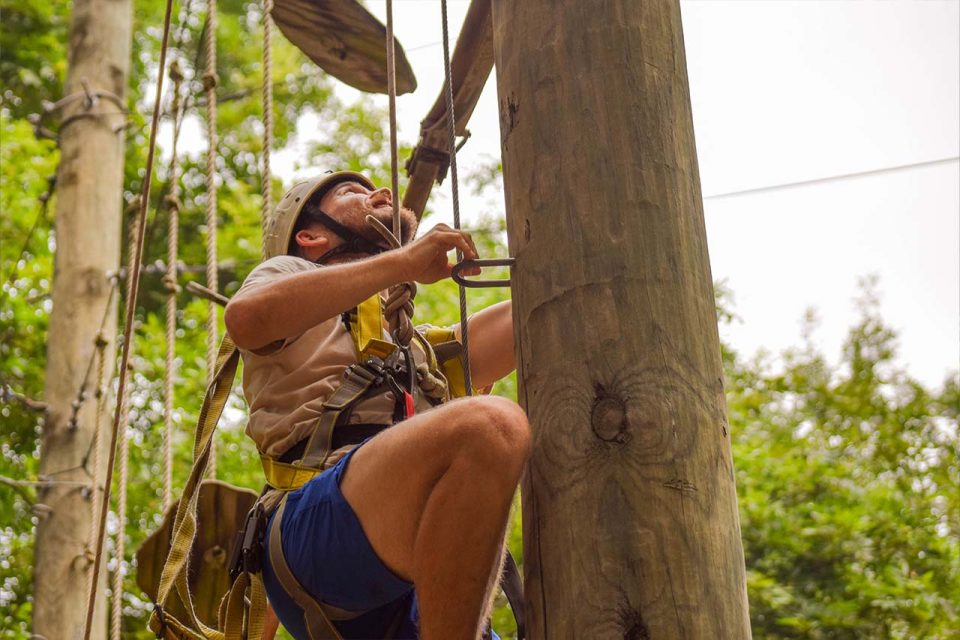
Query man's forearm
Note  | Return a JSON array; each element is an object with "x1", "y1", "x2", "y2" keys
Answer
[{"x1": 225, "y1": 251, "x2": 404, "y2": 351}]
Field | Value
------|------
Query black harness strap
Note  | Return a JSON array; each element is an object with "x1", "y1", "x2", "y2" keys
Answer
[{"x1": 310, "y1": 208, "x2": 389, "y2": 264}]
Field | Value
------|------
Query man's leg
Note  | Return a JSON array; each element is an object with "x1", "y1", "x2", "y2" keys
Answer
[{"x1": 339, "y1": 395, "x2": 530, "y2": 640}]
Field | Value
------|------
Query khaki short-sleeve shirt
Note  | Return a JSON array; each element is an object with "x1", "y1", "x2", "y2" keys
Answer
[{"x1": 236, "y1": 255, "x2": 435, "y2": 458}]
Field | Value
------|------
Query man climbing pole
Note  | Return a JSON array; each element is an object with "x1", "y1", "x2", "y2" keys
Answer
[{"x1": 224, "y1": 171, "x2": 530, "y2": 640}]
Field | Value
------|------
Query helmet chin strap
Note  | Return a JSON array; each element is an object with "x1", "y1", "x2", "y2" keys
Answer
[{"x1": 310, "y1": 208, "x2": 390, "y2": 265}]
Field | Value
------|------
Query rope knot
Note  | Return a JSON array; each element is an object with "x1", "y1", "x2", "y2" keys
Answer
[
  {"x1": 163, "y1": 193, "x2": 182, "y2": 212},
  {"x1": 416, "y1": 361, "x2": 448, "y2": 401},
  {"x1": 161, "y1": 273, "x2": 181, "y2": 294},
  {"x1": 385, "y1": 282, "x2": 416, "y2": 347},
  {"x1": 168, "y1": 59, "x2": 184, "y2": 83},
  {"x1": 202, "y1": 72, "x2": 219, "y2": 91},
  {"x1": 125, "y1": 195, "x2": 142, "y2": 216}
]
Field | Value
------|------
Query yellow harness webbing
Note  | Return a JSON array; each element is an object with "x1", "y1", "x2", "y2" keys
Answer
[{"x1": 149, "y1": 336, "x2": 266, "y2": 640}]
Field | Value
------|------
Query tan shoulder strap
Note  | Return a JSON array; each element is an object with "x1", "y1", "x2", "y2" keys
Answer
[
  {"x1": 298, "y1": 362, "x2": 381, "y2": 470},
  {"x1": 148, "y1": 336, "x2": 265, "y2": 640},
  {"x1": 268, "y1": 495, "x2": 367, "y2": 639}
]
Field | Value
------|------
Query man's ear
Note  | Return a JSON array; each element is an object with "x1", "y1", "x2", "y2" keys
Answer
[{"x1": 294, "y1": 229, "x2": 330, "y2": 250}]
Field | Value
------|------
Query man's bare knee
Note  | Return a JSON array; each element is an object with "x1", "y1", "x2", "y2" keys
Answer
[{"x1": 450, "y1": 396, "x2": 531, "y2": 471}]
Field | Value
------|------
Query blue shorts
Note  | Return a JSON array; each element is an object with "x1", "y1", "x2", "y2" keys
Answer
[{"x1": 262, "y1": 442, "x2": 419, "y2": 639}]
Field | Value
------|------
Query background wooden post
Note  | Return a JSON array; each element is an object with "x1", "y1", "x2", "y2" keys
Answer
[
  {"x1": 32, "y1": 0, "x2": 132, "y2": 636},
  {"x1": 490, "y1": 1, "x2": 751, "y2": 637}
]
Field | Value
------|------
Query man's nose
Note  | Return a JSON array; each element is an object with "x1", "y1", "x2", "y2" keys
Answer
[{"x1": 369, "y1": 188, "x2": 392, "y2": 206}]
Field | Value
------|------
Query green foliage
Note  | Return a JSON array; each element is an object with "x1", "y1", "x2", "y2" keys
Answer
[
  {"x1": 0, "y1": 112, "x2": 59, "y2": 637},
  {"x1": 0, "y1": 0, "x2": 69, "y2": 117},
  {"x1": 2, "y1": 1, "x2": 958, "y2": 638},
  {"x1": 728, "y1": 280, "x2": 959, "y2": 638}
]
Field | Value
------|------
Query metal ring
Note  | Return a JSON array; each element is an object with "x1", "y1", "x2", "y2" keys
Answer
[{"x1": 452, "y1": 258, "x2": 515, "y2": 288}]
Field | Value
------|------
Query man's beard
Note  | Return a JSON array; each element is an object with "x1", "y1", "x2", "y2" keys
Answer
[{"x1": 357, "y1": 199, "x2": 419, "y2": 246}]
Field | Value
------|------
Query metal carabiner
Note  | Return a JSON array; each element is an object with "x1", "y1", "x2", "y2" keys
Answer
[{"x1": 452, "y1": 258, "x2": 516, "y2": 288}]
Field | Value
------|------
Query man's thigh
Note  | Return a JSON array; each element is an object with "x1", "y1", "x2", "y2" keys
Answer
[{"x1": 339, "y1": 395, "x2": 524, "y2": 582}]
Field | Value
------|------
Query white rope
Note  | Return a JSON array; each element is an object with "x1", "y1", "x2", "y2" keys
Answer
[
  {"x1": 204, "y1": 0, "x2": 219, "y2": 477},
  {"x1": 162, "y1": 61, "x2": 185, "y2": 509},
  {"x1": 85, "y1": 330, "x2": 108, "y2": 600},
  {"x1": 261, "y1": 0, "x2": 274, "y2": 258},
  {"x1": 110, "y1": 209, "x2": 139, "y2": 639}
]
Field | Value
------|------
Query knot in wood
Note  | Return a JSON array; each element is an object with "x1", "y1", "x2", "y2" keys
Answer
[
  {"x1": 204, "y1": 544, "x2": 227, "y2": 567},
  {"x1": 591, "y1": 396, "x2": 628, "y2": 442}
]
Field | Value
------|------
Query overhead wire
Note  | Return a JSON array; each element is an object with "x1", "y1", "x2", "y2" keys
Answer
[{"x1": 703, "y1": 155, "x2": 960, "y2": 200}]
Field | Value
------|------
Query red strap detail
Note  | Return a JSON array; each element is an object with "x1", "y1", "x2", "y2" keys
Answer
[{"x1": 404, "y1": 391, "x2": 415, "y2": 418}]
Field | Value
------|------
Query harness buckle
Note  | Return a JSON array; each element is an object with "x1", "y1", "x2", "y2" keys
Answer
[{"x1": 229, "y1": 502, "x2": 266, "y2": 581}]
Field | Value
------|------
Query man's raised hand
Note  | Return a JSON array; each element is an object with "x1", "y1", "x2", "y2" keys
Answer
[{"x1": 396, "y1": 224, "x2": 481, "y2": 285}]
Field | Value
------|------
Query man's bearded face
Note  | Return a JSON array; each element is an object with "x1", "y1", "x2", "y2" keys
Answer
[
  {"x1": 353, "y1": 197, "x2": 419, "y2": 246},
  {"x1": 319, "y1": 180, "x2": 418, "y2": 247}
]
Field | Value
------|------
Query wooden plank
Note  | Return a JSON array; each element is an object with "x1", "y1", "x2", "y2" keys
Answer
[
  {"x1": 136, "y1": 480, "x2": 259, "y2": 630},
  {"x1": 272, "y1": 0, "x2": 416, "y2": 95},
  {"x1": 490, "y1": 1, "x2": 752, "y2": 637},
  {"x1": 403, "y1": 0, "x2": 494, "y2": 216}
]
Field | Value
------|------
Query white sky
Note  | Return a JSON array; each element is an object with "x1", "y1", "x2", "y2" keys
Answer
[{"x1": 270, "y1": 0, "x2": 960, "y2": 388}]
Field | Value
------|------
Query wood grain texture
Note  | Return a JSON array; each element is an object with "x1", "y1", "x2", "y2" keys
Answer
[
  {"x1": 136, "y1": 481, "x2": 259, "y2": 630},
  {"x1": 490, "y1": 1, "x2": 751, "y2": 637},
  {"x1": 403, "y1": 0, "x2": 494, "y2": 216},
  {"x1": 32, "y1": 0, "x2": 131, "y2": 636},
  {"x1": 272, "y1": 0, "x2": 416, "y2": 94}
]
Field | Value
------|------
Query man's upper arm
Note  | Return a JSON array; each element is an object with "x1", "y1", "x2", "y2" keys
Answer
[
  {"x1": 235, "y1": 255, "x2": 312, "y2": 298},
  {"x1": 230, "y1": 256, "x2": 314, "y2": 354}
]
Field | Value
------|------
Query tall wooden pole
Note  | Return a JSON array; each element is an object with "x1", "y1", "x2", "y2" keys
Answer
[
  {"x1": 491, "y1": 1, "x2": 751, "y2": 637},
  {"x1": 32, "y1": 0, "x2": 132, "y2": 637}
]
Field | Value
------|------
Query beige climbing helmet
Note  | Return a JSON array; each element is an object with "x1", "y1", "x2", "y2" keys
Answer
[{"x1": 263, "y1": 170, "x2": 376, "y2": 259}]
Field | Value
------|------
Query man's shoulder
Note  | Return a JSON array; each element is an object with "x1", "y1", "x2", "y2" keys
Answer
[
  {"x1": 251, "y1": 254, "x2": 316, "y2": 276},
  {"x1": 240, "y1": 255, "x2": 315, "y2": 290}
]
